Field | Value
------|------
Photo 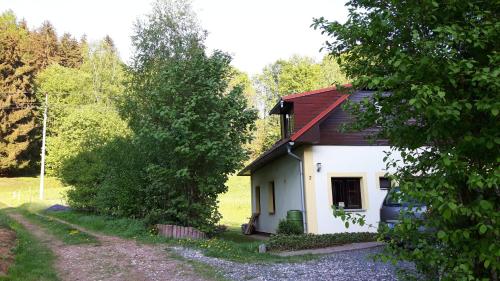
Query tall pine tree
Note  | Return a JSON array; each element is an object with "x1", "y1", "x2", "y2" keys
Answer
[
  {"x1": 59, "y1": 33, "x2": 83, "y2": 68},
  {"x1": 29, "y1": 21, "x2": 59, "y2": 69},
  {"x1": 0, "y1": 11, "x2": 38, "y2": 175}
]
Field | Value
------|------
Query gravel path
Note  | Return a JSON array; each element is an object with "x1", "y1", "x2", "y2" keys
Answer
[
  {"x1": 7, "y1": 212, "x2": 206, "y2": 281},
  {"x1": 172, "y1": 246, "x2": 408, "y2": 281},
  {"x1": 7, "y1": 210, "x2": 411, "y2": 281}
]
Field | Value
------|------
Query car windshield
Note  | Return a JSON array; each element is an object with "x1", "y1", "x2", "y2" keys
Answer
[{"x1": 385, "y1": 188, "x2": 424, "y2": 207}]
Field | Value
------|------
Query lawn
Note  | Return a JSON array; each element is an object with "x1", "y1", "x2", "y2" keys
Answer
[
  {"x1": 218, "y1": 176, "x2": 251, "y2": 228},
  {"x1": 0, "y1": 177, "x2": 68, "y2": 207},
  {"x1": 0, "y1": 175, "x2": 251, "y2": 227}
]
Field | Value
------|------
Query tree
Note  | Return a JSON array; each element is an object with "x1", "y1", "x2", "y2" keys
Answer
[
  {"x1": 61, "y1": 0, "x2": 256, "y2": 233},
  {"x1": 103, "y1": 35, "x2": 116, "y2": 53},
  {"x1": 80, "y1": 40, "x2": 125, "y2": 105},
  {"x1": 314, "y1": 1, "x2": 499, "y2": 280},
  {"x1": 36, "y1": 37, "x2": 128, "y2": 175},
  {"x1": 0, "y1": 11, "x2": 84, "y2": 175},
  {"x1": 29, "y1": 21, "x2": 59, "y2": 70},
  {"x1": 228, "y1": 67, "x2": 256, "y2": 109},
  {"x1": 0, "y1": 11, "x2": 38, "y2": 175},
  {"x1": 59, "y1": 33, "x2": 83, "y2": 68},
  {"x1": 123, "y1": 0, "x2": 256, "y2": 232}
]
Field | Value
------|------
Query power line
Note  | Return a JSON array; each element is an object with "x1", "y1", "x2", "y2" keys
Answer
[
  {"x1": 0, "y1": 103, "x2": 121, "y2": 110},
  {"x1": 0, "y1": 92, "x2": 36, "y2": 95}
]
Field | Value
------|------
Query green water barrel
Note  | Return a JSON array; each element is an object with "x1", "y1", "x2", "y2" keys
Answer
[{"x1": 286, "y1": 210, "x2": 304, "y2": 233}]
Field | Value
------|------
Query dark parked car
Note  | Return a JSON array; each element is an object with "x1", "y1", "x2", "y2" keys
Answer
[{"x1": 379, "y1": 187, "x2": 427, "y2": 231}]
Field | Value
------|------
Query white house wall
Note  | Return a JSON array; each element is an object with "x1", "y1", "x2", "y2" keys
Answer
[
  {"x1": 312, "y1": 145, "x2": 400, "y2": 234},
  {"x1": 251, "y1": 151, "x2": 303, "y2": 234}
]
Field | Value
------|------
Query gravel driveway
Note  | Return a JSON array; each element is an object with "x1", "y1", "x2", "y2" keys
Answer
[
  {"x1": 172, "y1": 246, "x2": 408, "y2": 281},
  {"x1": 8, "y1": 212, "x2": 206, "y2": 281}
]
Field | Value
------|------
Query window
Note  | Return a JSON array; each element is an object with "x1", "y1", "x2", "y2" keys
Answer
[
  {"x1": 255, "y1": 186, "x2": 261, "y2": 214},
  {"x1": 331, "y1": 178, "x2": 362, "y2": 209},
  {"x1": 379, "y1": 177, "x2": 391, "y2": 190},
  {"x1": 280, "y1": 113, "x2": 294, "y2": 139},
  {"x1": 268, "y1": 182, "x2": 276, "y2": 214},
  {"x1": 287, "y1": 113, "x2": 294, "y2": 135}
]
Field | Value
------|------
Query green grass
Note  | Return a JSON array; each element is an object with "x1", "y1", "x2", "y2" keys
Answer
[
  {"x1": 45, "y1": 210, "x2": 159, "y2": 241},
  {"x1": 0, "y1": 209, "x2": 59, "y2": 281},
  {"x1": 219, "y1": 176, "x2": 251, "y2": 228},
  {"x1": 17, "y1": 207, "x2": 98, "y2": 245},
  {"x1": 0, "y1": 177, "x2": 68, "y2": 207},
  {"x1": 0, "y1": 175, "x2": 249, "y2": 227}
]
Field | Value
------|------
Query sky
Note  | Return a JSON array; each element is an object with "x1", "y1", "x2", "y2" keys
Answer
[{"x1": 0, "y1": 0, "x2": 348, "y2": 75}]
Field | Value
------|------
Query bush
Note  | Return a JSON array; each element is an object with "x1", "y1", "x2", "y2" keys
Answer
[
  {"x1": 62, "y1": 137, "x2": 147, "y2": 216},
  {"x1": 276, "y1": 219, "x2": 303, "y2": 235},
  {"x1": 267, "y1": 232, "x2": 377, "y2": 251}
]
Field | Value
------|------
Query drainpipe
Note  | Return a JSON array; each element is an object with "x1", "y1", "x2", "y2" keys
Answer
[{"x1": 287, "y1": 142, "x2": 307, "y2": 233}]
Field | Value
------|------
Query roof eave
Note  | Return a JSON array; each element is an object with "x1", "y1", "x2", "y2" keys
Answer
[{"x1": 238, "y1": 138, "x2": 291, "y2": 176}]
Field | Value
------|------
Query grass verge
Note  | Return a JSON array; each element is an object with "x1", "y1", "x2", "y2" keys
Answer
[
  {"x1": 17, "y1": 208, "x2": 98, "y2": 245},
  {"x1": 0, "y1": 209, "x2": 58, "y2": 281},
  {"x1": 44, "y1": 209, "x2": 158, "y2": 241},
  {"x1": 0, "y1": 177, "x2": 67, "y2": 207}
]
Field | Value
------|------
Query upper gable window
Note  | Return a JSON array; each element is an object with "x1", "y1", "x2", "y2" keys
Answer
[{"x1": 280, "y1": 113, "x2": 294, "y2": 139}]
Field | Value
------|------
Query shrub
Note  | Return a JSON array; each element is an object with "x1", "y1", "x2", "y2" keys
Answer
[
  {"x1": 62, "y1": 137, "x2": 147, "y2": 216},
  {"x1": 267, "y1": 232, "x2": 377, "y2": 251},
  {"x1": 276, "y1": 219, "x2": 303, "y2": 235}
]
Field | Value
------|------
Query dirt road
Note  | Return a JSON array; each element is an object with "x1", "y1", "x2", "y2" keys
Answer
[{"x1": 7, "y1": 212, "x2": 207, "y2": 281}]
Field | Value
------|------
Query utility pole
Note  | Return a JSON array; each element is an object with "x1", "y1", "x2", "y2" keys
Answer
[{"x1": 39, "y1": 94, "x2": 48, "y2": 200}]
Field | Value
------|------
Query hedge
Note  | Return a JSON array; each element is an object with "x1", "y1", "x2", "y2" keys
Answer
[{"x1": 267, "y1": 232, "x2": 378, "y2": 251}]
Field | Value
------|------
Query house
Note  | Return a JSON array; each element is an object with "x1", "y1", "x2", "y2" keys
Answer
[{"x1": 238, "y1": 86, "x2": 400, "y2": 234}]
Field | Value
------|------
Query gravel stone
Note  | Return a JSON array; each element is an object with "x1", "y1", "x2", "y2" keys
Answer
[{"x1": 171, "y1": 246, "x2": 412, "y2": 281}]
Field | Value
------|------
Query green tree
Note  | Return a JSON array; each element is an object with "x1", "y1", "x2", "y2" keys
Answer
[
  {"x1": 36, "y1": 38, "x2": 128, "y2": 175},
  {"x1": 0, "y1": 11, "x2": 38, "y2": 175},
  {"x1": 46, "y1": 105, "x2": 129, "y2": 176},
  {"x1": 314, "y1": 1, "x2": 499, "y2": 280},
  {"x1": 103, "y1": 35, "x2": 116, "y2": 53},
  {"x1": 122, "y1": 0, "x2": 256, "y2": 232},
  {"x1": 58, "y1": 33, "x2": 83, "y2": 68},
  {"x1": 29, "y1": 21, "x2": 59, "y2": 70},
  {"x1": 228, "y1": 67, "x2": 256, "y2": 109},
  {"x1": 320, "y1": 55, "x2": 350, "y2": 86}
]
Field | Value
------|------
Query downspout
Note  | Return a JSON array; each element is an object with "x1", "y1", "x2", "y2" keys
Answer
[{"x1": 287, "y1": 142, "x2": 307, "y2": 233}]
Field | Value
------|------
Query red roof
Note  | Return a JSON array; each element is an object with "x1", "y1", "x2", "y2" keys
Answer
[
  {"x1": 239, "y1": 85, "x2": 352, "y2": 175},
  {"x1": 282, "y1": 84, "x2": 351, "y2": 101},
  {"x1": 290, "y1": 94, "x2": 348, "y2": 141}
]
